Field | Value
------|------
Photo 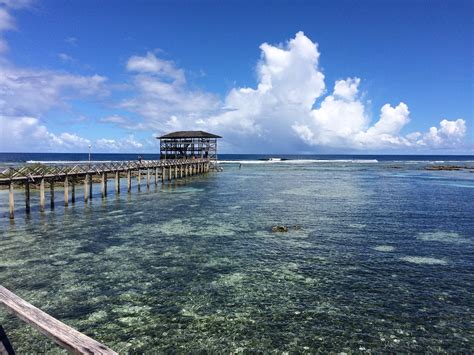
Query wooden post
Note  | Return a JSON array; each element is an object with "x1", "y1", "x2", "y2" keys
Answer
[
  {"x1": 154, "y1": 167, "x2": 158, "y2": 186},
  {"x1": 64, "y1": 176, "x2": 69, "y2": 207},
  {"x1": 89, "y1": 174, "x2": 93, "y2": 200},
  {"x1": 147, "y1": 169, "x2": 150, "y2": 189},
  {"x1": 137, "y1": 170, "x2": 141, "y2": 192},
  {"x1": 25, "y1": 180, "x2": 30, "y2": 214},
  {"x1": 127, "y1": 170, "x2": 132, "y2": 193},
  {"x1": 161, "y1": 167, "x2": 165, "y2": 183},
  {"x1": 180, "y1": 165, "x2": 183, "y2": 178},
  {"x1": 168, "y1": 166, "x2": 172, "y2": 181},
  {"x1": 101, "y1": 173, "x2": 107, "y2": 198},
  {"x1": 84, "y1": 175, "x2": 89, "y2": 202},
  {"x1": 115, "y1": 171, "x2": 120, "y2": 194},
  {"x1": 174, "y1": 165, "x2": 178, "y2": 179},
  {"x1": 50, "y1": 180, "x2": 55, "y2": 210},
  {"x1": 8, "y1": 182, "x2": 14, "y2": 220},
  {"x1": 71, "y1": 179, "x2": 75, "y2": 204},
  {"x1": 40, "y1": 178, "x2": 45, "y2": 212}
]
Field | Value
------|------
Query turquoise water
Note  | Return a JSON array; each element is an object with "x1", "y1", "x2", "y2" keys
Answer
[{"x1": 0, "y1": 161, "x2": 473, "y2": 352}]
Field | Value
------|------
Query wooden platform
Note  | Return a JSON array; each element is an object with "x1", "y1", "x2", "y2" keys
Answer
[
  {"x1": 1, "y1": 158, "x2": 212, "y2": 219},
  {"x1": 0, "y1": 286, "x2": 116, "y2": 354}
]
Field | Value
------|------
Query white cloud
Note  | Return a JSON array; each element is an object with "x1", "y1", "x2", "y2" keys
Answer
[
  {"x1": 0, "y1": 63, "x2": 108, "y2": 116},
  {"x1": 0, "y1": 115, "x2": 90, "y2": 151},
  {"x1": 58, "y1": 52, "x2": 74, "y2": 63},
  {"x1": 417, "y1": 119, "x2": 467, "y2": 148},
  {"x1": 127, "y1": 52, "x2": 185, "y2": 84},
  {"x1": 120, "y1": 52, "x2": 220, "y2": 133},
  {"x1": 95, "y1": 136, "x2": 144, "y2": 151},
  {"x1": 99, "y1": 115, "x2": 128, "y2": 124},
  {"x1": 0, "y1": 0, "x2": 32, "y2": 53}
]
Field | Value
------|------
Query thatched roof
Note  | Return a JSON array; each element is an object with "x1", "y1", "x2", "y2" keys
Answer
[{"x1": 158, "y1": 131, "x2": 222, "y2": 139}]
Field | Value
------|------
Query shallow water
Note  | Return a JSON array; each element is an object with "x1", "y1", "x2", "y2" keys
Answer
[{"x1": 0, "y1": 162, "x2": 473, "y2": 352}]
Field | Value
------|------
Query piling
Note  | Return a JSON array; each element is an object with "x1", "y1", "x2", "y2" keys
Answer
[
  {"x1": 50, "y1": 181, "x2": 55, "y2": 210},
  {"x1": 64, "y1": 176, "x2": 69, "y2": 207},
  {"x1": 9, "y1": 183, "x2": 14, "y2": 219},
  {"x1": 83, "y1": 175, "x2": 88, "y2": 202},
  {"x1": 71, "y1": 180, "x2": 75, "y2": 203},
  {"x1": 40, "y1": 178, "x2": 45, "y2": 212},
  {"x1": 147, "y1": 169, "x2": 150, "y2": 189},
  {"x1": 127, "y1": 170, "x2": 132, "y2": 193},
  {"x1": 25, "y1": 180, "x2": 30, "y2": 214},
  {"x1": 115, "y1": 171, "x2": 120, "y2": 194},
  {"x1": 137, "y1": 170, "x2": 141, "y2": 191},
  {"x1": 101, "y1": 173, "x2": 107, "y2": 198}
]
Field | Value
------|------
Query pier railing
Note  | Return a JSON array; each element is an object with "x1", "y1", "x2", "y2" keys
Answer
[
  {"x1": 1, "y1": 158, "x2": 212, "y2": 219},
  {"x1": 0, "y1": 285, "x2": 117, "y2": 354}
]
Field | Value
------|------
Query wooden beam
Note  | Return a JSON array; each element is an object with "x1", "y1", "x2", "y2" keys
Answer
[
  {"x1": 154, "y1": 168, "x2": 158, "y2": 186},
  {"x1": 146, "y1": 169, "x2": 150, "y2": 190},
  {"x1": 0, "y1": 285, "x2": 117, "y2": 355},
  {"x1": 127, "y1": 170, "x2": 131, "y2": 193}
]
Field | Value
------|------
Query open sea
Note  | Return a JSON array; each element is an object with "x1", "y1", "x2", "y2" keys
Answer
[{"x1": 0, "y1": 153, "x2": 473, "y2": 352}]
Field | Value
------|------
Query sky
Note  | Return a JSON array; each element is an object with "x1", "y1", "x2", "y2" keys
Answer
[{"x1": 0, "y1": 0, "x2": 472, "y2": 154}]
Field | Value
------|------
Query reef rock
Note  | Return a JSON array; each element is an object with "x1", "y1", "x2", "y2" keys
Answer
[{"x1": 272, "y1": 225, "x2": 289, "y2": 232}]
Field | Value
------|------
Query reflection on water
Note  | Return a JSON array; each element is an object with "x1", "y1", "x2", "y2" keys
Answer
[{"x1": 0, "y1": 163, "x2": 473, "y2": 352}]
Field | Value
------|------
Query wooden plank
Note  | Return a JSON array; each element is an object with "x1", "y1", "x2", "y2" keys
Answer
[{"x1": 0, "y1": 286, "x2": 116, "y2": 354}]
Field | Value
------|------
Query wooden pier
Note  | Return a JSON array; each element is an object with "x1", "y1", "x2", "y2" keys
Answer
[
  {"x1": 0, "y1": 158, "x2": 211, "y2": 219},
  {"x1": 0, "y1": 285, "x2": 117, "y2": 354}
]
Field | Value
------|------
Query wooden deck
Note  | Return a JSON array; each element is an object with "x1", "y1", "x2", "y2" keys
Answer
[
  {"x1": 0, "y1": 158, "x2": 212, "y2": 219},
  {"x1": 0, "y1": 285, "x2": 117, "y2": 354}
]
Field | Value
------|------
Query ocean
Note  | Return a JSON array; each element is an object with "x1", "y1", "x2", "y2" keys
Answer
[{"x1": 0, "y1": 153, "x2": 473, "y2": 352}]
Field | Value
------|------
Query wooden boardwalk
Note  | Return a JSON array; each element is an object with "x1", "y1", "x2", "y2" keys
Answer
[
  {"x1": 0, "y1": 285, "x2": 117, "y2": 354},
  {"x1": 0, "y1": 158, "x2": 211, "y2": 219}
]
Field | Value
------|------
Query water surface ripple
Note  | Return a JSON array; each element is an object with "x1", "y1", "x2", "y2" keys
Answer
[{"x1": 0, "y1": 162, "x2": 473, "y2": 352}]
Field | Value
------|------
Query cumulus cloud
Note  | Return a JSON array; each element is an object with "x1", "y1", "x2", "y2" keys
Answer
[
  {"x1": 0, "y1": 24, "x2": 468, "y2": 153},
  {"x1": 0, "y1": 115, "x2": 91, "y2": 151},
  {"x1": 202, "y1": 32, "x2": 466, "y2": 151},
  {"x1": 120, "y1": 52, "x2": 220, "y2": 133}
]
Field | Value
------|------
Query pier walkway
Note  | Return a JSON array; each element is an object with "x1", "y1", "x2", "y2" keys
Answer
[{"x1": 0, "y1": 158, "x2": 211, "y2": 219}]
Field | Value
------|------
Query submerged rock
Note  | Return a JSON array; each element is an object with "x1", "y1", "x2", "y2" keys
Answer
[{"x1": 272, "y1": 225, "x2": 289, "y2": 232}]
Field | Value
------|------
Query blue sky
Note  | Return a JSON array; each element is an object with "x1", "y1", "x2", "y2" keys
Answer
[{"x1": 0, "y1": 0, "x2": 472, "y2": 153}]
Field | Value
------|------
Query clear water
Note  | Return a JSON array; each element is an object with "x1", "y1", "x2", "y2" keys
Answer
[{"x1": 0, "y1": 160, "x2": 473, "y2": 352}]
